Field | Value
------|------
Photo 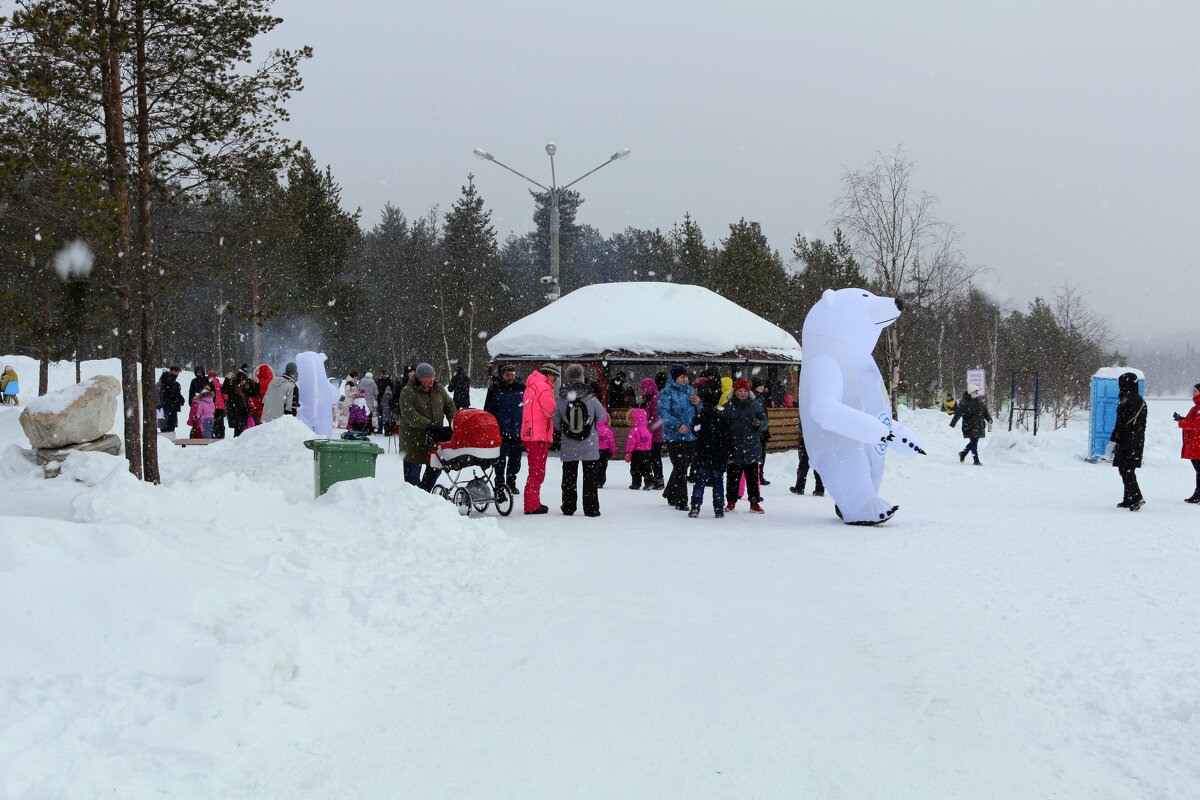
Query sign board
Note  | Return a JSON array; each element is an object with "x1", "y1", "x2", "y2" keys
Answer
[{"x1": 967, "y1": 369, "x2": 986, "y2": 395}]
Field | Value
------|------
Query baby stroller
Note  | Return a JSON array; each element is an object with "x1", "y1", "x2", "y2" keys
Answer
[{"x1": 429, "y1": 408, "x2": 512, "y2": 516}]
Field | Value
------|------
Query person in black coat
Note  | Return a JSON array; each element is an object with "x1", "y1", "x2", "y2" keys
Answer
[
  {"x1": 187, "y1": 366, "x2": 210, "y2": 406},
  {"x1": 222, "y1": 369, "x2": 257, "y2": 437},
  {"x1": 374, "y1": 369, "x2": 394, "y2": 433},
  {"x1": 688, "y1": 379, "x2": 731, "y2": 518},
  {"x1": 157, "y1": 367, "x2": 185, "y2": 433},
  {"x1": 790, "y1": 414, "x2": 825, "y2": 496},
  {"x1": 950, "y1": 384, "x2": 993, "y2": 465},
  {"x1": 723, "y1": 378, "x2": 768, "y2": 513},
  {"x1": 484, "y1": 365, "x2": 526, "y2": 491},
  {"x1": 1108, "y1": 371, "x2": 1148, "y2": 510},
  {"x1": 448, "y1": 363, "x2": 471, "y2": 410}
]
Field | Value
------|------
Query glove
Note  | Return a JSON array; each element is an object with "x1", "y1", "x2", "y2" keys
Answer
[
  {"x1": 1105, "y1": 441, "x2": 1116, "y2": 458},
  {"x1": 1173, "y1": 412, "x2": 1183, "y2": 422},
  {"x1": 424, "y1": 424, "x2": 453, "y2": 444}
]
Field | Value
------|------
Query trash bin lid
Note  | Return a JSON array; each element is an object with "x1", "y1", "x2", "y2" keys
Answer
[{"x1": 304, "y1": 438, "x2": 384, "y2": 455}]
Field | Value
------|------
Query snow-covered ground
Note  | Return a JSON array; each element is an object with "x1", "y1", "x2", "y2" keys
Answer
[{"x1": 2, "y1": 358, "x2": 1198, "y2": 799}]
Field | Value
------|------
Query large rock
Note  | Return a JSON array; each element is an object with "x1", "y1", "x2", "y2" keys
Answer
[
  {"x1": 20, "y1": 375, "x2": 120, "y2": 449},
  {"x1": 35, "y1": 433, "x2": 123, "y2": 466}
]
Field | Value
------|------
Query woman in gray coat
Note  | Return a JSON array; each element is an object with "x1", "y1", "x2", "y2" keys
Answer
[{"x1": 553, "y1": 363, "x2": 609, "y2": 517}]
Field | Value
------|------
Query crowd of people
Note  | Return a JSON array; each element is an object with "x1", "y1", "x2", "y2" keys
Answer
[{"x1": 145, "y1": 359, "x2": 1200, "y2": 514}]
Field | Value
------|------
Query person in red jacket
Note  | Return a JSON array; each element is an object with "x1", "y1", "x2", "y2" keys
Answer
[
  {"x1": 520, "y1": 363, "x2": 560, "y2": 515},
  {"x1": 1173, "y1": 382, "x2": 1200, "y2": 503}
]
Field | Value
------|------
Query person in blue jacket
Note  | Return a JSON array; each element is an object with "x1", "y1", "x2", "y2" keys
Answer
[
  {"x1": 483, "y1": 364, "x2": 526, "y2": 492},
  {"x1": 658, "y1": 363, "x2": 702, "y2": 510}
]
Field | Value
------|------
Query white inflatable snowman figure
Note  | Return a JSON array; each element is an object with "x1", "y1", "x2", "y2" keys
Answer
[
  {"x1": 798, "y1": 288, "x2": 925, "y2": 525},
  {"x1": 295, "y1": 351, "x2": 341, "y2": 438}
]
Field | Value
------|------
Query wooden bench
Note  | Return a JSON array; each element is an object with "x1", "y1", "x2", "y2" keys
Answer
[{"x1": 172, "y1": 438, "x2": 217, "y2": 447}]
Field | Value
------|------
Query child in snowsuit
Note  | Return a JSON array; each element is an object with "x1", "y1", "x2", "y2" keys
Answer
[
  {"x1": 639, "y1": 377, "x2": 666, "y2": 490},
  {"x1": 596, "y1": 417, "x2": 615, "y2": 488},
  {"x1": 347, "y1": 392, "x2": 373, "y2": 434},
  {"x1": 625, "y1": 407, "x2": 654, "y2": 489},
  {"x1": 689, "y1": 379, "x2": 731, "y2": 518},
  {"x1": 188, "y1": 388, "x2": 216, "y2": 439}
]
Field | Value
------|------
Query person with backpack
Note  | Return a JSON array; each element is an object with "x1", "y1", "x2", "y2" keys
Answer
[
  {"x1": 554, "y1": 363, "x2": 608, "y2": 517},
  {"x1": 659, "y1": 364, "x2": 702, "y2": 510},
  {"x1": 520, "y1": 363, "x2": 560, "y2": 514},
  {"x1": 724, "y1": 378, "x2": 769, "y2": 514}
]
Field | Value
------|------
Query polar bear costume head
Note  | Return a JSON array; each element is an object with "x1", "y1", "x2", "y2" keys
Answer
[{"x1": 802, "y1": 288, "x2": 903, "y2": 355}]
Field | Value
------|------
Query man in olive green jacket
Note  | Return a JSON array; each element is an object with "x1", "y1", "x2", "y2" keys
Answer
[{"x1": 398, "y1": 362, "x2": 457, "y2": 491}]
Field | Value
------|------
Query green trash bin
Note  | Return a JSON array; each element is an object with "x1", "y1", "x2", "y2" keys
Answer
[{"x1": 304, "y1": 438, "x2": 385, "y2": 497}]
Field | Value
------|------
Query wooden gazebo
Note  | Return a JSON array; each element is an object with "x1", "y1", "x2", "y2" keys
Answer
[{"x1": 487, "y1": 283, "x2": 803, "y2": 459}]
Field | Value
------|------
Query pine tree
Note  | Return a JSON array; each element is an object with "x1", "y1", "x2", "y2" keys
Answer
[
  {"x1": 708, "y1": 219, "x2": 787, "y2": 320},
  {"x1": 668, "y1": 213, "x2": 714, "y2": 285},
  {"x1": 441, "y1": 175, "x2": 501, "y2": 378}
]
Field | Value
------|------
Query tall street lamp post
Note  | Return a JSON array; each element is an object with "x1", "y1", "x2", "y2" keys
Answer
[{"x1": 474, "y1": 144, "x2": 630, "y2": 303}]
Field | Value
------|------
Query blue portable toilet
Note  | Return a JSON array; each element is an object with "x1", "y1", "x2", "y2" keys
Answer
[{"x1": 1089, "y1": 367, "x2": 1145, "y2": 459}]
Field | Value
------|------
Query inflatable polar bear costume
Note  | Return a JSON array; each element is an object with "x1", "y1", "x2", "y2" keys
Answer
[{"x1": 798, "y1": 288, "x2": 925, "y2": 525}]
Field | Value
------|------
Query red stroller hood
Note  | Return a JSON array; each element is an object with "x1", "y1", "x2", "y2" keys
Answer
[{"x1": 445, "y1": 409, "x2": 501, "y2": 450}]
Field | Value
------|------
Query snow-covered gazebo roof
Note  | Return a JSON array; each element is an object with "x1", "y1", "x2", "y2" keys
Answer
[{"x1": 487, "y1": 282, "x2": 802, "y2": 363}]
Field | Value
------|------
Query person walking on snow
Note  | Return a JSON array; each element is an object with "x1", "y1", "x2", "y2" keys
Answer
[
  {"x1": 448, "y1": 363, "x2": 471, "y2": 410},
  {"x1": 357, "y1": 371, "x2": 379, "y2": 428},
  {"x1": 659, "y1": 364, "x2": 702, "y2": 510},
  {"x1": 789, "y1": 414, "x2": 825, "y2": 496},
  {"x1": 1108, "y1": 371, "x2": 1148, "y2": 511},
  {"x1": 638, "y1": 377, "x2": 665, "y2": 490},
  {"x1": 625, "y1": 407, "x2": 655, "y2": 489},
  {"x1": 724, "y1": 378, "x2": 768, "y2": 513},
  {"x1": 1172, "y1": 381, "x2": 1200, "y2": 503},
  {"x1": 688, "y1": 378, "x2": 731, "y2": 518},
  {"x1": 484, "y1": 364, "x2": 526, "y2": 492},
  {"x1": 520, "y1": 363, "x2": 560, "y2": 514},
  {"x1": 950, "y1": 384, "x2": 992, "y2": 465},
  {"x1": 156, "y1": 367, "x2": 184, "y2": 434},
  {"x1": 554, "y1": 364, "x2": 609, "y2": 517},
  {"x1": 398, "y1": 363, "x2": 457, "y2": 492}
]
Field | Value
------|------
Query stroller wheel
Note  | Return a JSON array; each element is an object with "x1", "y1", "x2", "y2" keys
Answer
[
  {"x1": 454, "y1": 488, "x2": 472, "y2": 516},
  {"x1": 434, "y1": 485, "x2": 450, "y2": 501},
  {"x1": 494, "y1": 485, "x2": 514, "y2": 516}
]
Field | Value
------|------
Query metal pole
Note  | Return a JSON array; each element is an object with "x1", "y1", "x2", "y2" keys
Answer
[
  {"x1": 549, "y1": 190, "x2": 561, "y2": 302},
  {"x1": 1033, "y1": 372, "x2": 1040, "y2": 435},
  {"x1": 1009, "y1": 371, "x2": 1015, "y2": 432}
]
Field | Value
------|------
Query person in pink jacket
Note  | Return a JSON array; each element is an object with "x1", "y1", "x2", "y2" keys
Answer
[
  {"x1": 639, "y1": 377, "x2": 665, "y2": 490},
  {"x1": 596, "y1": 416, "x2": 615, "y2": 488},
  {"x1": 624, "y1": 407, "x2": 655, "y2": 489},
  {"x1": 520, "y1": 363, "x2": 560, "y2": 514}
]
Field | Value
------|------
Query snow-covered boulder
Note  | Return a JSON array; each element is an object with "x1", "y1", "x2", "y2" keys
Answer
[{"x1": 19, "y1": 375, "x2": 119, "y2": 449}]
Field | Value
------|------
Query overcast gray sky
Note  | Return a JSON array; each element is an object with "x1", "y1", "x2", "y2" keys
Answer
[{"x1": 265, "y1": 0, "x2": 1199, "y2": 340}]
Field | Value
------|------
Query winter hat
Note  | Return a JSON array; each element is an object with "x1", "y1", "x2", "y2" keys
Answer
[
  {"x1": 539, "y1": 363, "x2": 561, "y2": 377},
  {"x1": 284, "y1": 362, "x2": 298, "y2": 377},
  {"x1": 564, "y1": 363, "x2": 586, "y2": 384},
  {"x1": 365, "y1": 371, "x2": 373, "y2": 379},
  {"x1": 734, "y1": 378, "x2": 751, "y2": 392},
  {"x1": 415, "y1": 363, "x2": 435, "y2": 379},
  {"x1": 501, "y1": 364, "x2": 517, "y2": 374},
  {"x1": 404, "y1": 364, "x2": 416, "y2": 374},
  {"x1": 669, "y1": 364, "x2": 688, "y2": 381},
  {"x1": 967, "y1": 383, "x2": 981, "y2": 396}
]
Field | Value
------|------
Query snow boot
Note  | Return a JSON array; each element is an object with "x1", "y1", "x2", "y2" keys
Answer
[
  {"x1": 725, "y1": 500, "x2": 738, "y2": 512},
  {"x1": 759, "y1": 477, "x2": 771, "y2": 486},
  {"x1": 688, "y1": 505, "x2": 701, "y2": 518},
  {"x1": 959, "y1": 450, "x2": 967, "y2": 463},
  {"x1": 642, "y1": 484, "x2": 657, "y2": 491},
  {"x1": 813, "y1": 489, "x2": 825, "y2": 497},
  {"x1": 1117, "y1": 500, "x2": 1132, "y2": 508},
  {"x1": 1129, "y1": 499, "x2": 1146, "y2": 512},
  {"x1": 789, "y1": 485, "x2": 804, "y2": 495},
  {"x1": 749, "y1": 502, "x2": 765, "y2": 514},
  {"x1": 1185, "y1": 490, "x2": 1200, "y2": 504},
  {"x1": 973, "y1": 458, "x2": 982, "y2": 466},
  {"x1": 714, "y1": 505, "x2": 725, "y2": 518}
]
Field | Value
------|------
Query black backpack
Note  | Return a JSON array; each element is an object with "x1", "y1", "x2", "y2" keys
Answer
[{"x1": 562, "y1": 397, "x2": 593, "y2": 441}]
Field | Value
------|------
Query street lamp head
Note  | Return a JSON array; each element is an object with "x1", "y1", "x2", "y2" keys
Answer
[
  {"x1": 473, "y1": 148, "x2": 493, "y2": 161},
  {"x1": 545, "y1": 143, "x2": 557, "y2": 156},
  {"x1": 612, "y1": 148, "x2": 631, "y2": 161}
]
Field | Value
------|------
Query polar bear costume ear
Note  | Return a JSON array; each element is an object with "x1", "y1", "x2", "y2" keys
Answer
[{"x1": 821, "y1": 289, "x2": 838, "y2": 308}]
